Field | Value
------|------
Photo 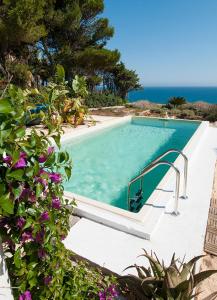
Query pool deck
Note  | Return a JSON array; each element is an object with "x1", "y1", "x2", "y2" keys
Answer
[{"x1": 63, "y1": 117, "x2": 217, "y2": 274}]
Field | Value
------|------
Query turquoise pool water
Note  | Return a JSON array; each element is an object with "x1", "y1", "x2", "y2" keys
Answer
[{"x1": 63, "y1": 118, "x2": 199, "y2": 211}]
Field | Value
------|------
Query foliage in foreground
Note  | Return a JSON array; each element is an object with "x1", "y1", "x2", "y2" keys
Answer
[
  {"x1": 119, "y1": 250, "x2": 217, "y2": 300},
  {"x1": 26, "y1": 65, "x2": 89, "y2": 127},
  {"x1": 0, "y1": 83, "x2": 118, "y2": 299}
]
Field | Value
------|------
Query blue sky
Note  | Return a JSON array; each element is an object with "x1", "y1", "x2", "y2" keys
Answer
[{"x1": 103, "y1": 0, "x2": 217, "y2": 86}]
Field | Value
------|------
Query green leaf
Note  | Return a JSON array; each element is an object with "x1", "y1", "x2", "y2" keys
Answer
[
  {"x1": 15, "y1": 127, "x2": 25, "y2": 138},
  {"x1": 44, "y1": 152, "x2": 55, "y2": 167},
  {"x1": 52, "y1": 134, "x2": 61, "y2": 148},
  {"x1": 23, "y1": 218, "x2": 32, "y2": 230},
  {"x1": 0, "y1": 99, "x2": 13, "y2": 114},
  {"x1": 25, "y1": 167, "x2": 34, "y2": 177},
  {"x1": 7, "y1": 169, "x2": 24, "y2": 181},
  {"x1": 180, "y1": 255, "x2": 204, "y2": 280},
  {"x1": 14, "y1": 249, "x2": 21, "y2": 268},
  {"x1": 0, "y1": 129, "x2": 12, "y2": 144},
  {"x1": 12, "y1": 186, "x2": 21, "y2": 198},
  {"x1": 0, "y1": 193, "x2": 14, "y2": 214},
  {"x1": 36, "y1": 183, "x2": 42, "y2": 197},
  {"x1": 26, "y1": 208, "x2": 37, "y2": 216},
  {"x1": 65, "y1": 166, "x2": 71, "y2": 179},
  {"x1": 59, "y1": 152, "x2": 66, "y2": 163},
  {"x1": 193, "y1": 270, "x2": 217, "y2": 287},
  {"x1": 29, "y1": 276, "x2": 37, "y2": 288},
  {"x1": 0, "y1": 183, "x2": 6, "y2": 194}
]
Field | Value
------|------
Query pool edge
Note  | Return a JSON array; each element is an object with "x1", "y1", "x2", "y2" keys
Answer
[{"x1": 63, "y1": 117, "x2": 209, "y2": 239}]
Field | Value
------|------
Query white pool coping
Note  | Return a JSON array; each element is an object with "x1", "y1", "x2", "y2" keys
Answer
[{"x1": 63, "y1": 116, "x2": 209, "y2": 239}]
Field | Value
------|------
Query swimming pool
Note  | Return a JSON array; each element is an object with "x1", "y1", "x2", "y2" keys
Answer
[{"x1": 63, "y1": 117, "x2": 199, "y2": 212}]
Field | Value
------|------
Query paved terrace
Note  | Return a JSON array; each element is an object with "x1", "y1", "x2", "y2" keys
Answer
[{"x1": 64, "y1": 117, "x2": 217, "y2": 275}]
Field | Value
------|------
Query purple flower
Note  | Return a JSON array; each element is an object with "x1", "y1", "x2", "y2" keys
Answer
[
  {"x1": 5, "y1": 239, "x2": 15, "y2": 251},
  {"x1": 14, "y1": 152, "x2": 27, "y2": 169},
  {"x1": 39, "y1": 168, "x2": 48, "y2": 176},
  {"x1": 20, "y1": 187, "x2": 30, "y2": 199},
  {"x1": 99, "y1": 291, "x2": 106, "y2": 300},
  {"x1": 40, "y1": 211, "x2": 49, "y2": 222},
  {"x1": 35, "y1": 177, "x2": 48, "y2": 187},
  {"x1": 99, "y1": 285, "x2": 119, "y2": 300},
  {"x1": 44, "y1": 275, "x2": 52, "y2": 285},
  {"x1": 52, "y1": 197, "x2": 61, "y2": 209},
  {"x1": 19, "y1": 290, "x2": 32, "y2": 300},
  {"x1": 49, "y1": 172, "x2": 61, "y2": 183},
  {"x1": 107, "y1": 285, "x2": 119, "y2": 297},
  {"x1": 21, "y1": 231, "x2": 33, "y2": 243},
  {"x1": 29, "y1": 192, "x2": 36, "y2": 203},
  {"x1": 0, "y1": 217, "x2": 8, "y2": 227},
  {"x1": 38, "y1": 147, "x2": 54, "y2": 163},
  {"x1": 17, "y1": 217, "x2": 26, "y2": 229},
  {"x1": 38, "y1": 154, "x2": 47, "y2": 163},
  {"x1": 38, "y1": 248, "x2": 46, "y2": 258},
  {"x1": 60, "y1": 234, "x2": 66, "y2": 241},
  {"x1": 35, "y1": 228, "x2": 45, "y2": 243},
  {"x1": 19, "y1": 188, "x2": 36, "y2": 203},
  {"x1": 3, "y1": 155, "x2": 12, "y2": 165}
]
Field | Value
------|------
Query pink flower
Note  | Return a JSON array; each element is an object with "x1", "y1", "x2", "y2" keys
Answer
[
  {"x1": 17, "y1": 217, "x2": 26, "y2": 229},
  {"x1": 21, "y1": 231, "x2": 33, "y2": 243},
  {"x1": 52, "y1": 197, "x2": 61, "y2": 209},
  {"x1": 49, "y1": 172, "x2": 61, "y2": 183},
  {"x1": 44, "y1": 275, "x2": 52, "y2": 285},
  {"x1": 19, "y1": 290, "x2": 32, "y2": 300},
  {"x1": 48, "y1": 146, "x2": 54, "y2": 155},
  {"x1": 14, "y1": 152, "x2": 27, "y2": 169},
  {"x1": 40, "y1": 211, "x2": 49, "y2": 222}
]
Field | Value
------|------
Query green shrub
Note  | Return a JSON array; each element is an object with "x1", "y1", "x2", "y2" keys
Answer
[
  {"x1": 85, "y1": 93, "x2": 126, "y2": 108},
  {"x1": 167, "y1": 96, "x2": 187, "y2": 107},
  {"x1": 178, "y1": 109, "x2": 196, "y2": 119},
  {"x1": 119, "y1": 250, "x2": 217, "y2": 300},
  {"x1": 150, "y1": 107, "x2": 162, "y2": 114},
  {"x1": 204, "y1": 105, "x2": 217, "y2": 122}
]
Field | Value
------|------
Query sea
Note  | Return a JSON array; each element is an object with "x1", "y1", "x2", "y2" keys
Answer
[{"x1": 128, "y1": 87, "x2": 217, "y2": 104}]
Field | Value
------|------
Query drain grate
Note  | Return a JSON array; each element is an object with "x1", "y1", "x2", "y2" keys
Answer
[{"x1": 204, "y1": 162, "x2": 217, "y2": 255}]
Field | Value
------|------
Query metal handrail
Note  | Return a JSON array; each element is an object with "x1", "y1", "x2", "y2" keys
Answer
[
  {"x1": 128, "y1": 160, "x2": 181, "y2": 215},
  {"x1": 141, "y1": 149, "x2": 188, "y2": 199}
]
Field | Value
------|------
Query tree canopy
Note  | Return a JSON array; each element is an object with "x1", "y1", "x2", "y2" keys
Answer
[{"x1": 0, "y1": 0, "x2": 140, "y2": 97}]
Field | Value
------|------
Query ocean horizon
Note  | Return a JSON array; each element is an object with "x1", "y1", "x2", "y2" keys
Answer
[{"x1": 128, "y1": 87, "x2": 217, "y2": 104}]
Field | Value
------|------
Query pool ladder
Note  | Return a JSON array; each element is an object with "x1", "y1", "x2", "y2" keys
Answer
[{"x1": 128, "y1": 149, "x2": 188, "y2": 215}]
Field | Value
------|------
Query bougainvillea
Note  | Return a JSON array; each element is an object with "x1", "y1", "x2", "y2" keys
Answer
[{"x1": 0, "y1": 84, "x2": 118, "y2": 299}]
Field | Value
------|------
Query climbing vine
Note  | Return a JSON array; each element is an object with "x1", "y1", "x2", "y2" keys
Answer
[{"x1": 0, "y1": 83, "x2": 118, "y2": 299}]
